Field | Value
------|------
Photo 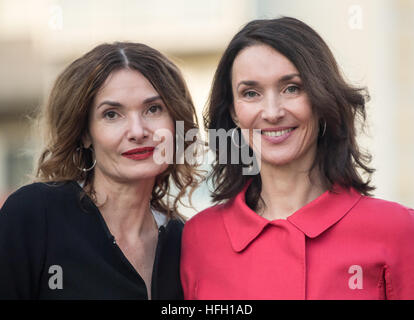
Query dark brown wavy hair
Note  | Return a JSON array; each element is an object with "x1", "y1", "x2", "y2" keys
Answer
[
  {"x1": 35, "y1": 42, "x2": 201, "y2": 219},
  {"x1": 204, "y1": 17, "x2": 375, "y2": 210}
]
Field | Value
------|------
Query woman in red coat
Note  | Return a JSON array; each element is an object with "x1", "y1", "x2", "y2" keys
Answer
[{"x1": 180, "y1": 17, "x2": 414, "y2": 300}]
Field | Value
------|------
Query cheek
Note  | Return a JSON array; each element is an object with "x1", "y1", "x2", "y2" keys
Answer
[
  {"x1": 302, "y1": 112, "x2": 319, "y2": 139},
  {"x1": 234, "y1": 101, "x2": 259, "y2": 128},
  {"x1": 296, "y1": 115, "x2": 319, "y2": 152},
  {"x1": 295, "y1": 96, "x2": 314, "y2": 122},
  {"x1": 151, "y1": 117, "x2": 175, "y2": 142},
  {"x1": 165, "y1": 117, "x2": 175, "y2": 136},
  {"x1": 89, "y1": 123, "x2": 124, "y2": 155},
  {"x1": 290, "y1": 98, "x2": 318, "y2": 135}
]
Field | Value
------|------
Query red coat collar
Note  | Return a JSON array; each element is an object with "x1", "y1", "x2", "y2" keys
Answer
[{"x1": 221, "y1": 180, "x2": 363, "y2": 252}]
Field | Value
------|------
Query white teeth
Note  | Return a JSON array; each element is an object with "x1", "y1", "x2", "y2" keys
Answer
[{"x1": 262, "y1": 128, "x2": 294, "y2": 137}]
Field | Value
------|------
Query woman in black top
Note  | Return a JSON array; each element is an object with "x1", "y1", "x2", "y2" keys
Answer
[{"x1": 0, "y1": 42, "x2": 200, "y2": 299}]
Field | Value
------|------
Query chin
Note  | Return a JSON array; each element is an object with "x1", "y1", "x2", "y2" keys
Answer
[
  {"x1": 109, "y1": 166, "x2": 164, "y2": 184},
  {"x1": 262, "y1": 155, "x2": 295, "y2": 167},
  {"x1": 134, "y1": 164, "x2": 169, "y2": 178}
]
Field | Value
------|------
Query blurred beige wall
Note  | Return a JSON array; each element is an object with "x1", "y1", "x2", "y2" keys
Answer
[{"x1": 0, "y1": 0, "x2": 413, "y2": 215}]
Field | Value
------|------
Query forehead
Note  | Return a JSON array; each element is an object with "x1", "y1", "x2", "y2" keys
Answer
[
  {"x1": 95, "y1": 68, "x2": 158, "y2": 101},
  {"x1": 231, "y1": 44, "x2": 299, "y2": 83}
]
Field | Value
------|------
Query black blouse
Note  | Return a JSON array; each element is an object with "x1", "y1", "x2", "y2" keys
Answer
[{"x1": 0, "y1": 181, "x2": 184, "y2": 300}]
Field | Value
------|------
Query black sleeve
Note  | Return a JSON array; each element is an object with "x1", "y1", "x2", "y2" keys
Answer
[{"x1": 0, "y1": 184, "x2": 47, "y2": 299}]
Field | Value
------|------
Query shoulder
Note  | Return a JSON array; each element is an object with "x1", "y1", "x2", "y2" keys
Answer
[
  {"x1": 4, "y1": 181, "x2": 75, "y2": 201},
  {"x1": 355, "y1": 195, "x2": 414, "y2": 234},
  {"x1": 6, "y1": 182, "x2": 50, "y2": 198},
  {"x1": 358, "y1": 195, "x2": 413, "y2": 218},
  {"x1": 184, "y1": 203, "x2": 227, "y2": 230},
  {"x1": 0, "y1": 181, "x2": 77, "y2": 221},
  {"x1": 182, "y1": 203, "x2": 229, "y2": 245},
  {"x1": 0, "y1": 183, "x2": 57, "y2": 235},
  {"x1": 1, "y1": 183, "x2": 49, "y2": 212}
]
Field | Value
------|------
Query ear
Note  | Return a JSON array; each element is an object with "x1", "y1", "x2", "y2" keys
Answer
[
  {"x1": 229, "y1": 105, "x2": 239, "y2": 127},
  {"x1": 82, "y1": 132, "x2": 92, "y2": 149}
]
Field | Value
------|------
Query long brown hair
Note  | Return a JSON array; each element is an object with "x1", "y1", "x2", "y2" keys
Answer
[
  {"x1": 204, "y1": 17, "x2": 375, "y2": 210},
  {"x1": 36, "y1": 42, "x2": 201, "y2": 219}
]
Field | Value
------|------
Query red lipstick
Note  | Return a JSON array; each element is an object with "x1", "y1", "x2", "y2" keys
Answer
[{"x1": 122, "y1": 147, "x2": 155, "y2": 160}]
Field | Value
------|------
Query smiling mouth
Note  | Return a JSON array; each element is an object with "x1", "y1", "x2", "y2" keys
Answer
[{"x1": 261, "y1": 128, "x2": 296, "y2": 137}]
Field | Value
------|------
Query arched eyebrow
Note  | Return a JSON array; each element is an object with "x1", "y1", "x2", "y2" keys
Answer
[
  {"x1": 279, "y1": 73, "x2": 301, "y2": 82},
  {"x1": 96, "y1": 95, "x2": 162, "y2": 109},
  {"x1": 142, "y1": 95, "x2": 162, "y2": 104},
  {"x1": 97, "y1": 100, "x2": 123, "y2": 109},
  {"x1": 236, "y1": 80, "x2": 258, "y2": 90},
  {"x1": 236, "y1": 73, "x2": 301, "y2": 90}
]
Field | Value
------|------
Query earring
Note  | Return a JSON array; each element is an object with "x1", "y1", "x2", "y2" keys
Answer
[
  {"x1": 231, "y1": 128, "x2": 240, "y2": 148},
  {"x1": 73, "y1": 146, "x2": 96, "y2": 172},
  {"x1": 231, "y1": 127, "x2": 246, "y2": 148},
  {"x1": 231, "y1": 127, "x2": 251, "y2": 149}
]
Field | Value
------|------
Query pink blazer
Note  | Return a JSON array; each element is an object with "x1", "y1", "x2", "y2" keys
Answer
[{"x1": 180, "y1": 182, "x2": 414, "y2": 299}]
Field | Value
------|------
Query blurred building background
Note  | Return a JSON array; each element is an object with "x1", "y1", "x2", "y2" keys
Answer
[{"x1": 0, "y1": 0, "x2": 413, "y2": 216}]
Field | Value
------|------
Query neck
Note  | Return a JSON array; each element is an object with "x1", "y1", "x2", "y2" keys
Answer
[
  {"x1": 90, "y1": 170, "x2": 157, "y2": 239},
  {"x1": 258, "y1": 159, "x2": 326, "y2": 220}
]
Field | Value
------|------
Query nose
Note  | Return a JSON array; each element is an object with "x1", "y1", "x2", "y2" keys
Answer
[
  {"x1": 261, "y1": 92, "x2": 286, "y2": 122},
  {"x1": 126, "y1": 115, "x2": 149, "y2": 142}
]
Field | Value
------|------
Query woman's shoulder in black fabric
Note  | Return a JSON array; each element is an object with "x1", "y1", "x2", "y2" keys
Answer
[
  {"x1": 0, "y1": 181, "x2": 80, "y2": 226},
  {"x1": 1, "y1": 182, "x2": 51, "y2": 217},
  {"x1": 3, "y1": 181, "x2": 76, "y2": 203},
  {"x1": 0, "y1": 181, "x2": 77, "y2": 299}
]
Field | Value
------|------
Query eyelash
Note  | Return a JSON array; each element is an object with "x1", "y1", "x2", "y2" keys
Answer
[
  {"x1": 284, "y1": 85, "x2": 301, "y2": 94},
  {"x1": 243, "y1": 90, "x2": 259, "y2": 98},
  {"x1": 242, "y1": 84, "x2": 301, "y2": 98},
  {"x1": 103, "y1": 110, "x2": 119, "y2": 120},
  {"x1": 102, "y1": 104, "x2": 163, "y2": 119},
  {"x1": 147, "y1": 104, "x2": 163, "y2": 114}
]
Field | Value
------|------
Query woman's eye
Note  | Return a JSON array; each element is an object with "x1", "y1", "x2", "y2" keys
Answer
[
  {"x1": 104, "y1": 110, "x2": 118, "y2": 119},
  {"x1": 147, "y1": 105, "x2": 162, "y2": 114},
  {"x1": 243, "y1": 91, "x2": 259, "y2": 98},
  {"x1": 285, "y1": 85, "x2": 300, "y2": 94}
]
